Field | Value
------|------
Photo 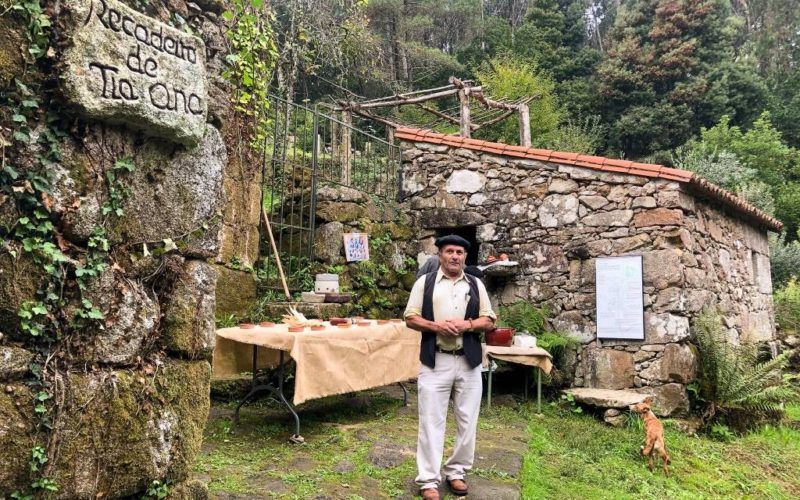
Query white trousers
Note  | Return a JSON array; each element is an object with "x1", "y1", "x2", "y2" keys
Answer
[{"x1": 415, "y1": 352, "x2": 483, "y2": 490}]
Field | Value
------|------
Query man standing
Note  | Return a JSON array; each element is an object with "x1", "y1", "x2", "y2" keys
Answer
[{"x1": 404, "y1": 235, "x2": 496, "y2": 499}]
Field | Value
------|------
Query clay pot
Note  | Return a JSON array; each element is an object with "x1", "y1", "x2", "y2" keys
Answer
[
  {"x1": 357, "y1": 321, "x2": 371, "y2": 327},
  {"x1": 486, "y1": 255, "x2": 498, "y2": 264},
  {"x1": 259, "y1": 321, "x2": 275, "y2": 327},
  {"x1": 377, "y1": 319, "x2": 390, "y2": 325},
  {"x1": 329, "y1": 317, "x2": 348, "y2": 326},
  {"x1": 486, "y1": 327, "x2": 515, "y2": 347},
  {"x1": 310, "y1": 325, "x2": 325, "y2": 331},
  {"x1": 288, "y1": 326, "x2": 305, "y2": 333},
  {"x1": 337, "y1": 323, "x2": 351, "y2": 328},
  {"x1": 239, "y1": 323, "x2": 255, "y2": 329}
]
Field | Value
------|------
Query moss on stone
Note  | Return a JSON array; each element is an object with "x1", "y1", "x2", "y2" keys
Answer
[
  {"x1": 47, "y1": 360, "x2": 211, "y2": 498},
  {"x1": 214, "y1": 265, "x2": 257, "y2": 317},
  {"x1": 0, "y1": 252, "x2": 44, "y2": 340},
  {"x1": 0, "y1": 15, "x2": 25, "y2": 90},
  {"x1": 0, "y1": 384, "x2": 37, "y2": 492}
]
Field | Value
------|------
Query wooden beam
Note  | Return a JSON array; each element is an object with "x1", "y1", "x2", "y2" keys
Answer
[
  {"x1": 471, "y1": 109, "x2": 517, "y2": 131},
  {"x1": 458, "y1": 89, "x2": 471, "y2": 138},
  {"x1": 341, "y1": 111, "x2": 352, "y2": 184},
  {"x1": 518, "y1": 103, "x2": 531, "y2": 147}
]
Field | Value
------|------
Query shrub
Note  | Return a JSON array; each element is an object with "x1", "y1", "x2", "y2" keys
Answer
[
  {"x1": 497, "y1": 301, "x2": 579, "y2": 385},
  {"x1": 770, "y1": 235, "x2": 800, "y2": 288},
  {"x1": 690, "y1": 308, "x2": 796, "y2": 429},
  {"x1": 775, "y1": 278, "x2": 800, "y2": 334}
]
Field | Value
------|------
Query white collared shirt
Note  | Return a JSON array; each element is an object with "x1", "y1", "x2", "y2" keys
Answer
[{"x1": 404, "y1": 268, "x2": 496, "y2": 349}]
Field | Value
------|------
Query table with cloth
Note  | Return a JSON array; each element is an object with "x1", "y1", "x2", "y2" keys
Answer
[
  {"x1": 482, "y1": 344, "x2": 553, "y2": 412},
  {"x1": 213, "y1": 321, "x2": 421, "y2": 441}
]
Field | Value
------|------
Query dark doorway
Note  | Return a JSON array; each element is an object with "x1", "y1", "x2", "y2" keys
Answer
[{"x1": 435, "y1": 226, "x2": 478, "y2": 266}]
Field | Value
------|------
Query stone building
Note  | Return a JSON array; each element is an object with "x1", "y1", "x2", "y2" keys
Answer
[{"x1": 396, "y1": 127, "x2": 782, "y2": 416}]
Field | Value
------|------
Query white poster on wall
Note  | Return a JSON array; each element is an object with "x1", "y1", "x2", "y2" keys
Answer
[{"x1": 595, "y1": 255, "x2": 645, "y2": 340}]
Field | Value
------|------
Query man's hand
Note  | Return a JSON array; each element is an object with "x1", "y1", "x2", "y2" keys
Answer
[
  {"x1": 446, "y1": 319, "x2": 472, "y2": 333},
  {"x1": 436, "y1": 320, "x2": 460, "y2": 337}
]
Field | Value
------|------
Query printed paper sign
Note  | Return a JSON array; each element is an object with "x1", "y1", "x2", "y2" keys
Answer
[{"x1": 343, "y1": 233, "x2": 369, "y2": 262}]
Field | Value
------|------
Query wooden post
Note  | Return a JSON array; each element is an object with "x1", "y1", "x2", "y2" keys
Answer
[
  {"x1": 458, "y1": 89, "x2": 471, "y2": 138},
  {"x1": 341, "y1": 111, "x2": 352, "y2": 184},
  {"x1": 386, "y1": 126, "x2": 395, "y2": 145},
  {"x1": 518, "y1": 103, "x2": 531, "y2": 147},
  {"x1": 330, "y1": 120, "x2": 339, "y2": 165}
]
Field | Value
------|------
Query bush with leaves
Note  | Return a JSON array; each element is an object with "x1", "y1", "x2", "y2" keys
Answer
[
  {"x1": 690, "y1": 308, "x2": 796, "y2": 429},
  {"x1": 672, "y1": 148, "x2": 755, "y2": 191},
  {"x1": 496, "y1": 301, "x2": 578, "y2": 385},
  {"x1": 736, "y1": 181, "x2": 776, "y2": 216},
  {"x1": 774, "y1": 278, "x2": 800, "y2": 334},
  {"x1": 769, "y1": 235, "x2": 800, "y2": 288}
]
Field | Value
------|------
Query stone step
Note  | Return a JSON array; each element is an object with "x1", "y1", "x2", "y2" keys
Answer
[{"x1": 563, "y1": 388, "x2": 651, "y2": 409}]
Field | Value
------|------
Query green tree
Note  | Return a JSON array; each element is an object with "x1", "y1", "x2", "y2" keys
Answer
[
  {"x1": 598, "y1": 0, "x2": 760, "y2": 157},
  {"x1": 474, "y1": 56, "x2": 561, "y2": 145}
]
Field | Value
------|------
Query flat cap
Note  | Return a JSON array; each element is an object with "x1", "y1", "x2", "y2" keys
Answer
[{"x1": 435, "y1": 234, "x2": 470, "y2": 250}]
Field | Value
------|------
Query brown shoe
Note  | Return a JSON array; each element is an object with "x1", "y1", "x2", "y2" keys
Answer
[
  {"x1": 420, "y1": 487, "x2": 440, "y2": 500},
  {"x1": 447, "y1": 478, "x2": 468, "y2": 496}
]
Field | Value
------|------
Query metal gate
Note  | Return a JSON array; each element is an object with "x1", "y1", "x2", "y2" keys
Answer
[{"x1": 258, "y1": 96, "x2": 400, "y2": 296}]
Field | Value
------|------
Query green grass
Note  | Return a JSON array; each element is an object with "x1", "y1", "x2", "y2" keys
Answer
[
  {"x1": 194, "y1": 387, "x2": 800, "y2": 498},
  {"x1": 522, "y1": 404, "x2": 800, "y2": 499}
]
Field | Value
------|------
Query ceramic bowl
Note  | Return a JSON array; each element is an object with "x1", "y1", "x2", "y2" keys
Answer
[{"x1": 486, "y1": 327, "x2": 515, "y2": 347}]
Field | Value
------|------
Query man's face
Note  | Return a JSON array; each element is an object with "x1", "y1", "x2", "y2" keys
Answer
[{"x1": 438, "y1": 244, "x2": 466, "y2": 275}]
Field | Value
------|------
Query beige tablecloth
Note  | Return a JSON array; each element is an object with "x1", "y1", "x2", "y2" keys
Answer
[
  {"x1": 482, "y1": 344, "x2": 553, "y2": 374},
  {"x1": 213, "y1": 321, "x2": 421, "y2": 405}
]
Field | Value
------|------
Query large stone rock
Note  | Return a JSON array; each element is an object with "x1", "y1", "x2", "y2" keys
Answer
[
  {"x1": 581, "y1": 209, "x2": 633, "y2": 227},
  {"x1": 0, "y1": 346, "x2": 34, "y2": 380},
  {"x1": 72, "y1": 268, "x2": 160, "y2": 364},
  {"x1": 106, "y1": 125, "x2": 226, "y2": 252},
  {"x1": 565, "y1": 388, "x2": 650, "y2": 408},
  {"x1": 0, "y1": 384, "x2": 38, "y2": 491},
  {"x1": 161, "y1": 260, "x2": 218, "y2": 359},
  {"x1": 417, "y1": 209, "x2": 486, "y2": 228},
  {"x1": 634, "y1": 383, "x2": 689, "y2": 417},
  {"x1": 633, "y1": 208, "x2": 683, "y2": 227},
  {"x1": 46, "y1": 360, "x2": 211, "y2": 498},
  {"x1": 645, "y1": 313, "x2": 690, "y2": 344},
  {"x1": 659, "y1": 343, "x2": 696, "y2": 383},
  {"x1": 213, "y1": 266, "x2": 256, "y2": 318},
  {"x1": 60, "y1": 0, "x2": 207, "y2": 145},
  {"x1": 642, "y1": 249, "x2": 683, "y2": 289},
  {"x1": 313, "y1": 221, "x2": 344, "y2": 264},
  {"x1": 583, "y1": 348, "x2": 635, "y2": 389},
  {"x1": 538, "y1": 194, "x2": 578, "y2": 227},
  {"x1": 446, "y1": 170, "x2": 485, "y2": 193}
]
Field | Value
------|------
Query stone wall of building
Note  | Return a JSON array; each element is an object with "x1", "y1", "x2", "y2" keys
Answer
[
  {"x1": 0, "y1": 0, "x2": 238, "y2": 495},
  {"x1": 401, "y1": 140, "x2": 776, "y2": 415}
]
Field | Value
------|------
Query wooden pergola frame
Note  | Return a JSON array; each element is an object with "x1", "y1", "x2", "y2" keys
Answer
[
  {"x1": 334, "y1": 76, "x2": 536, "y2": 146},
  {"x1": 326, "y1": 77, "x2": 536, "y2": 184}
]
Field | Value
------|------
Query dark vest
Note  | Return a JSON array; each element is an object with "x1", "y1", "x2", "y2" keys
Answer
[{"x1": 419, "y1": 271, "x2": 482, "y2": 369}]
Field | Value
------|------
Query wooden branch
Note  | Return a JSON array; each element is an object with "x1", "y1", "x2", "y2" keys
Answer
[
  {"x1": 472, "y1": 109, "x2": 517, "y2": 131},
  {"x1": 458, "y1": 89, "x2": 471, "y2": 138},
  {"x1": 415, "y1": 103, "x2": 479, "y2": 130},
  {"x1": 349, "y1": 108, "x2": 400, "y2": 129}
]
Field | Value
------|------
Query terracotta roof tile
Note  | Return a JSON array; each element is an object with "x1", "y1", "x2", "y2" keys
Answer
[{"x1": 396, "y1": 127, "x2": 782, "y2": 231}]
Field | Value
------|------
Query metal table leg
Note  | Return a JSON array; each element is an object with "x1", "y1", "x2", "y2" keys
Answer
[
  {"x1": 487, "y1": 362, "x2": 493, "y2": 409},
  {"x1": 233, "y1": 347, "x2": 304, "y2": 443},
  {"x1": 397, "y1": 382, "x2": 409, "y2": 406},
  {"x1": 537, "y1": 367, "x2": 542, "y2": 414}
]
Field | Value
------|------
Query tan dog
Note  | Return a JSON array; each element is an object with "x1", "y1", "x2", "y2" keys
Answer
[{"x1": 629, "y1": 397, "x2": 671, "y2": 476}]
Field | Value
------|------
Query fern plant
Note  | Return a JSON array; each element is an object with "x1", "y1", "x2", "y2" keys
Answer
[{"x1": 691, "y1": 308, "x2": 797, "y2": 426}]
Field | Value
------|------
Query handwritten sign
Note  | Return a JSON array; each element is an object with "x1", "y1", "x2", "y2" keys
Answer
[
  {"x1": 60, "y1": 0, "x2": 207, "y2": 145},
  {"x1": 595, "y1": 255, "x2": 645, "y2": 340},
  {"x1": 343, "y1": 233, "x2": 369, "y2": 262}
]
